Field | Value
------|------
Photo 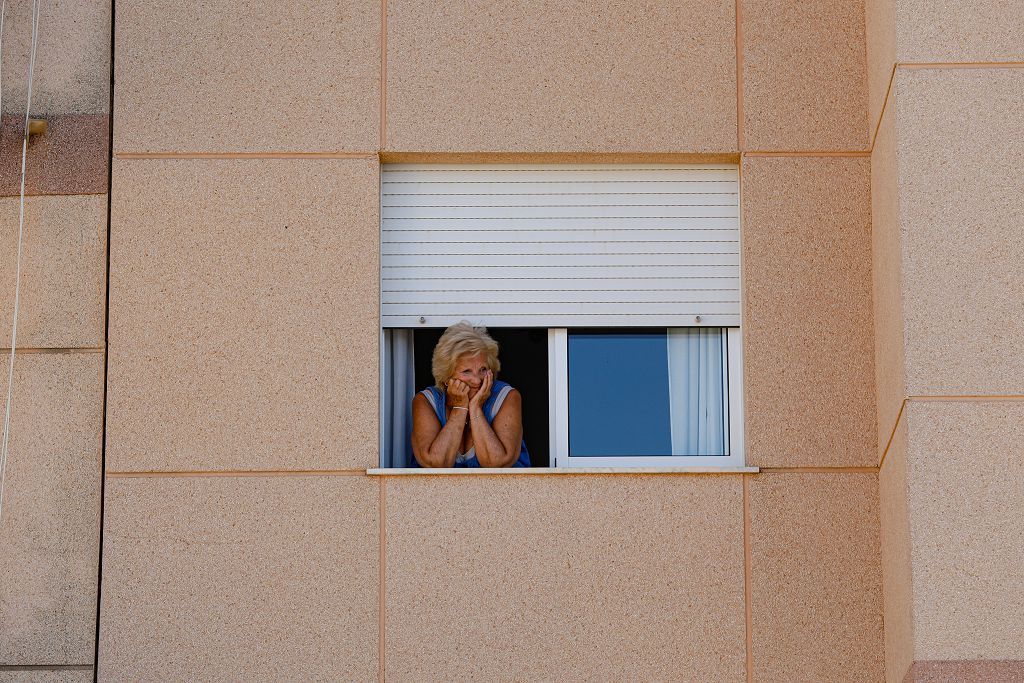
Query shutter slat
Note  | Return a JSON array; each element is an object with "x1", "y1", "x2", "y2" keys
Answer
[
  {"x1": 383, "y1": 216, "x2": 737, "y2": 230},
  {"x1": 384, "y1": 229, "x2": 736, "y2": 244},
  {"x1": 382, "y1": 265, "x2": 739, "y2": 280},
  {"x1": 383, "y1": 192, "x2": 736, "y2": 207},
  {"x1": 382, "y1": 204, "x2": 737, "y2": 219},
  {"x1": 383, "y1": 180, "x2": 738, "y2": 194},
  {"x1": 384, "y1": 302, "x2": 741, "y2": 316},
  {"x1": 382, "y1": 167, "x2": 738, "y2": 183},
  {"x1": 381, "y1": 164, "x2": 741, "y2": 328},
  {"x1": 383, "y1": 277, "x2": 738, "y2": 291},
  {"x1": 383, "y1": 241, "x2": 738, "y2": 257},
  {"x1": 385, "y1": 289, "x2": 740, "y2": 304},
  {"x1": 384, "y1": 229, "x2": 737, "y2": 243},
  {"x1": 386, "y1": 253, "x2": 739, "y2": 267}
]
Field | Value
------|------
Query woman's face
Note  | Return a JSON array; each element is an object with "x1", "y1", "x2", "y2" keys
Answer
[{"x1": 451, "y1": 352, "x2": 490, "y2": 396}]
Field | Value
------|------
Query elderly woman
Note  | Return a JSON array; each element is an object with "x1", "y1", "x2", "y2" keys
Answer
[{"x1": 411, "y1": 322, "x2": 531, "y2": 468}]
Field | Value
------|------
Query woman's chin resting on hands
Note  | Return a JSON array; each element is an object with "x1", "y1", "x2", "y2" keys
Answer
[{"x1": 410, "y1": 321, "x2": 531, "y2": 468}]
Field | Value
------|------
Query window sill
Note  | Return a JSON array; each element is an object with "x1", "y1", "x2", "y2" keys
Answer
[{"x1": 366, "y1": 466, "x2": 759, "y2": 476}]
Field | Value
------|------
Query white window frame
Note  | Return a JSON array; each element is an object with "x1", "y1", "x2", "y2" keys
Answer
[{"x1": 547, "y1": 327, "x2": 744, "y2": 468}]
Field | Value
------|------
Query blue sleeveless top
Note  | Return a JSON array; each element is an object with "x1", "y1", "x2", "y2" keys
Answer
[{"x1": 413, "y1": 380, "x2": 531, "y2": 468}]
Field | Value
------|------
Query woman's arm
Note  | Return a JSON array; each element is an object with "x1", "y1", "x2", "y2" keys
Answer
[
  {"x1": 470, "y1": 387, "x2": 523, "y2": 468},
  {"x1": 411, "y1": 391, "x2": 467, "y2": 468}
]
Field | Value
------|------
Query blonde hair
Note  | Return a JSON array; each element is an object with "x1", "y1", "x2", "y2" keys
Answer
[{"x1": 431, "y1": 321, "x2": 500, "y2": 388}]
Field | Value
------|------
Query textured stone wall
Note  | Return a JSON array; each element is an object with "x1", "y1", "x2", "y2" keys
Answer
[
  {"x1": 2, "y1": 1, "x2": 896, "y2": 681},
  {"x1": 867, "y1": 1, "x2": 1024, "y2": 680},
  {"x1": 0, "y1": 1, "x2": 109, "y2": 680}
]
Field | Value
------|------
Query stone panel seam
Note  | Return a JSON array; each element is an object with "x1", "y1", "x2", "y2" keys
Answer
[
  {"x1": 870, "y1": 62, "x2": 898, "y2": 151},
  {"x1": 744, "y1": 151, "x2": 870, "y2": 157},
  {"x1": 0, "y1": 347, "x2": 104, "y2": 354},
  {"x1": 115, "y1": 152, "x2": 745, "y2": 163},
  {"x1": 378, "y1": 477, "x2": 386, "y2": 683},
  {"x1": 0, "y1": 192, "x2": 107, "y2": 198},
  {"x1": 114, "y1": 152, "x2": 379, "y2": 160},
  {"x1": 735, "y1": 0, "x2": 744, "y2": 152},
  {"x1": 902, "y1": 61, "x2": 1024, "y2": 70},
  {"x1": 105, "y1": 470, "x2": 369, "y2": 478},
  {"x1": 742, "y1": 475, "x2": 753, "y2": 683},
  {"x1": 382, "y1": 151, "x2": 740, "y2": 164},
  {"x1": 95, "y1": 0, "x2": 117, "y2": 672},
  {"x1": 878, "y1": 398, "x2": 907, "y2": 471},
  {"x1": 380, "y1": 0, "x2": 387, "y2": 152},
  {"x1": 908, "y1": 394, "x2": 1024, "y2": 401},
  {"x1": 760, "y1": 467, "x2": 878, "y2": 473},
  {"x1": 0, "y1": 665, "x2": 93, "y2": 671}
]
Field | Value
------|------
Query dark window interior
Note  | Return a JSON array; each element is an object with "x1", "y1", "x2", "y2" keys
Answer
[{"x1": 413, "y1": 328, "x2": 549, "y2": 467}]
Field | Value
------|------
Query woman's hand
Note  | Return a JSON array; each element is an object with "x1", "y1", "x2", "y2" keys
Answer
[
  {"x1": 446, "y1": 378, "x2": 471, "y2": 408},
  {"x1": 469, "y1": 369, "x2": 493, "y2": 410}
]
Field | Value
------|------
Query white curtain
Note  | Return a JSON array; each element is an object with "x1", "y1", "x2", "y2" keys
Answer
[
  {"x1": 381, "y1": 330, "x2": 416, "y2": 468},
  {"x1": 667, "y1": 328, "x2": 729, "y2": 456}
]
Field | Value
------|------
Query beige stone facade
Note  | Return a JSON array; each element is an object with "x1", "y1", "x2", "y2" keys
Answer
[{"x1": 0, "y1": 1, "x2": 1020, "y2": 681}]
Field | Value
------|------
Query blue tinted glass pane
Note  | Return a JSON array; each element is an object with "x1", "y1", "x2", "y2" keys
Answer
[{"x1": 568, "y1": 331, "x2": 672, "y2": 456}]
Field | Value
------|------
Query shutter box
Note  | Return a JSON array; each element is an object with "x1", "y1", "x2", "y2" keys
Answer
[{"x1": 381, "y1": 164, "x2": 741, "y2": 328}]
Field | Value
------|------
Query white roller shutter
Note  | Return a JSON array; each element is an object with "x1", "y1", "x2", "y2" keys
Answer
[{"x1": 381, "y1": 164, "x2": 741, "y2": 328}]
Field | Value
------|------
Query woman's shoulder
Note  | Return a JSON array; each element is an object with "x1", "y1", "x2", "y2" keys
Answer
[
  {"x1": 415, "y1": 386, "x2": 443, "y2": 410},
  {"x1": 487, "y1": 381, "x2": 520, "y2": 417},
  {"x1": 491, "y1": 380, "x2": 519, "y2": 398}
]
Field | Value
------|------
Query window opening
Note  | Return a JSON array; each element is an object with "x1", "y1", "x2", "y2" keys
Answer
[
  {"x1": 413, "y1": 327, "x2": 549, "y2": 467},
  {"x1": 379, "y1": 163, "x2": 743, "y2": 469}
]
